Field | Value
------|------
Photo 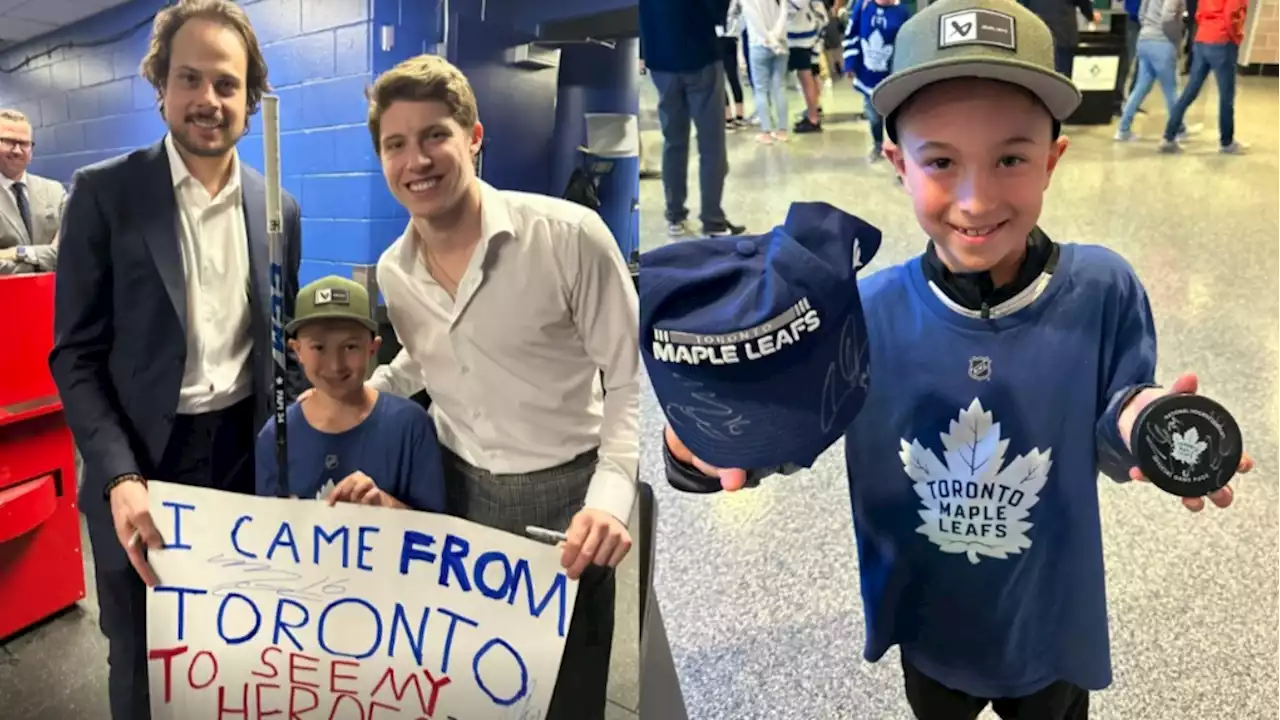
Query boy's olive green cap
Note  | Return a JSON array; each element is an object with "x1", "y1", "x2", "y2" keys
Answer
[
  {"x1": 286, "y1": 276, "x2": 378, "y2": 335},
  {"x1": 870, "y1": 0, "x2": 1082, "y2": 121}
]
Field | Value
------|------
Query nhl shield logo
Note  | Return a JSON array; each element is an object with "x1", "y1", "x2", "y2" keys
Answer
[{"x1": 968, "y1": 356, "x2": 992, "y2": 382}]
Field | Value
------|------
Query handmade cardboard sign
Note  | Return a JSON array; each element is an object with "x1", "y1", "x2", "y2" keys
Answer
[{"x1": 144, "y1": 481, "x2": 577, "y2": 719}]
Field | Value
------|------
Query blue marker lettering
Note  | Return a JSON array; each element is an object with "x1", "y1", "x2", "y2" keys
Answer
[
  {"x1": 217, "y1": 593, "x2": 262, "y2": 645},
  {"x1": 266, "y1": 521, "x2": 300, "y2": 564},
  {"x1": 318, "y1": 597, "x2": 383, "y2": 660},
  {"x1": 439, "y1": 534, "x2": 472, "y2": 592},
  {"x1": 509, "y1": 560, "x2": 571, "y2": 638},
  {"x1": 230, "y1": 515, "x2": 257, "y2": 559},
  {"x1": 473, "y1": 551, "x2": 513, "y2": 601},
  {"x1": 314, "y1": 525, "x2": 350, "y2": 568},
  {"x1": 153, "y1": 586, "x2": 207, "y2": 642},
  {"x1": 388, "y1": 603, "x2": 430, "y2": 665},
  {"x1": 273, "y1": 598, "x2": 310, "y2": 652},
  {"x1": 473, "y1": 637, "x2": 528, "y2": 706},
  {"x1": 161, "y1": 502, "x2": 196, "y2": 550},
  {"x1": 356, "y1": 526, "x2": 379, "y2": 571},
  {"x1": 398, "y1": 530, "x2": 437, "y2": 574},
  {"x1": 434, "y1": 607, "x2": 478, "y2": 675}
]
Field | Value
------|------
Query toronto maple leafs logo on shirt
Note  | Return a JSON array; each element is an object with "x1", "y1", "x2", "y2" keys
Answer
[
  {"x1": 861, "y1": 29, "x2": 894, "y2": 73},
  {"x1": 900, "y1": 398, "x2": 1053, "y2": 564},
  {"x1": 1170, "y1": 427, "x2": 1208, "y2": 467}
]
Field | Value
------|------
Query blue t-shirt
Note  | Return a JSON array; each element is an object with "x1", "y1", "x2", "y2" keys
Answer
[
  {"x1": 255, "y1": 393, "x2": 447, "y2": 513},
  {"x1": 842, "y1": 1, "x2": 911, "y2": 95},
  {"x1": 846, "y1": 243, "x2": 1155, "y2": 697}
]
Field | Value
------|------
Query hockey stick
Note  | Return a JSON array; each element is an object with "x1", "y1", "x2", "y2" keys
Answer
[{"x1": 262, "y1": 95, "x2": 289, "y2": 498}]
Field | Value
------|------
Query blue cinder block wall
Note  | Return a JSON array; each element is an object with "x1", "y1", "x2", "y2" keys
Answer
[
  {"x1": 0, "y1": 0, "x2": 638, "y2": 283},
  {"x1": 0, "y1": 0, "x2": 434, "y2": 288}
]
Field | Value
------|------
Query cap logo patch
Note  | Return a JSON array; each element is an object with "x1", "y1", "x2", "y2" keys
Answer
[
  {"x1": 314, "y1": 287, "x2": 350, "y2": 306},
  {"x1": 938, "y1": 9, "x2": 1016, "y2": 51}
]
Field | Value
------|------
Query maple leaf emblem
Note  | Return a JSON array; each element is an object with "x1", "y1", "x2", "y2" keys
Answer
[
  {"x1": 315, "y1": 478, "x2": 337, "y2": 501},
  {"x1": 1169, "y1": 427, "x2": 1207, "y2": 467},
  {"x1": 900, "y1": 399, "x2": 1052, "y2": 564}
]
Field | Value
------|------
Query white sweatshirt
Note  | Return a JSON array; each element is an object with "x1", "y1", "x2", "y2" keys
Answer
[{"x1": 740, "y1": 0, "x2": 793, "y2": 50}]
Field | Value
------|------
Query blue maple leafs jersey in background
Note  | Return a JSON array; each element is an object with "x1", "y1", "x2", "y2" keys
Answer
[
  {"x1": 844, "y1": 243, "x2": 1156, "y2": 698},
  {"x1": 842, "y1": 1, "x2": 911, "y2": 94},
  {"x1": 255, "y1": 393, "x2": 447, "y2": 513}
]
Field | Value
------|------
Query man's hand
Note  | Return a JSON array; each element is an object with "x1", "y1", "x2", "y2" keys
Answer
[
  {"x1": 109, "y1": 478, "x2": 163, "y2": 586},
  {"x1": 665, "y1": 425, "x2": 750, "y2": 491},
  {"x1": 328, "y1": 471, "x2": 406, "y2": 509},
  {"x1": 560, "y1": 508, "x2": 632, "y2": 580},
  {"x1": 1118, "y1": 372, "x2": 1254, "y2": 512}
]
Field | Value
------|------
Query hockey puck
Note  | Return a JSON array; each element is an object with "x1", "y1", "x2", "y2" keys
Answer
[{"x1": 1131, "y1": 393, "x2": 1242, "y2": 498}]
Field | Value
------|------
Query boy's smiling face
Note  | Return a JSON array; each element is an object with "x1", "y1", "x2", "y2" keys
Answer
[
  {"x1": 289, "y1": 320, "x2": 381, "y2": 399},
  {"x1": 885, "y1": 78, "x2": 1069, "y2": 284}
]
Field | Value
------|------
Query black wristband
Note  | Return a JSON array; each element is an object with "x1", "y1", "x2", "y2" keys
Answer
[
  {"x1": 103, "y1": 473, "x2": 145, "y2": 501},
  {"x1": 661, "y1": 439, "x2": 794, "y2": 493}
]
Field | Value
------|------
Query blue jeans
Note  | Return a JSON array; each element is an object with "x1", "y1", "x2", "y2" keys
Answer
[
  {"x1": 861, "y1": 89, "x2": 884, "y2": 147},
  {"x1": 650, "y1": 61, "x2": 730, "y2": 225},
  {"x1": 747, "y1": 43, "x2": 789, "y2": 132},
  {"x1": 1164, "y1": 41, "x2": 1238, "y2": 145},
  {"x1": 1119, "y1": 39, "x2": 1179, "y2": 134}
]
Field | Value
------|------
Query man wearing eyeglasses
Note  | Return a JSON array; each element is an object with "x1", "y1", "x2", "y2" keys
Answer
[{"x1": 0, "y1": 108, "x2": 66, "y2": 275}]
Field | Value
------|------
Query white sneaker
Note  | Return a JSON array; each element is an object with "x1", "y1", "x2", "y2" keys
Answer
[
  {"x1": 1114, "y1": 130, "x2": 1136, "y2": 142},
  {"x1": 1158, "y1": 139, "x2": 1180, "y2": 153},
  {"x1": 1220, "y1": 141, "x2": 1247, "y2": 154}
]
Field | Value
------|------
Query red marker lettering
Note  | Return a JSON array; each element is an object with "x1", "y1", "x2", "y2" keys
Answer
[
  {"x1": 421, "y1": 670, "x2": 452, "y2": 718},
  {"x1": 147, "y1": 645, "x2": 189, "y2": 704},
  {"x1": 217, "y1": 684, "x2": 249, "y2": 719},
  {"x1": 329, "y1": 659, "x2": 360, "y2": 695},
  {"x1": 289, "y1": 652, "x2": 321, "y2": 688},
  {"x1": 327, "y1": 694, "x2": 364, "y2": 720},
  {"x1": 288, "y1": 685, "x2": 319, "y2": 719},
  {"x1": 188, "y1": 650, "x2": 219, "y2": 690},
  {"x1": 366, "y1": 701, "x2": 400, "y2": 719},
  {"x1": 253, "y1": 647, "x2": 282, "y2": 679},
  {"x1": 370, "y1": 668, "x2": 426, "y2": 712},
  {"x1": 255, "y1": 683, "x2": 282, "y2": 719}
]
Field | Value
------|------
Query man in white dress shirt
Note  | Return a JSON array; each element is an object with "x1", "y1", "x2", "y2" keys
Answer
[{"x1": 365, "y1": 54, "x2": 640, "y2": 720}]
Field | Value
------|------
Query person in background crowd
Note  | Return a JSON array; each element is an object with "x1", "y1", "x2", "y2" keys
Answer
[
  {"x1": 1115, "y1": 0, "x2": 1186, "y2": 141},
  {"x1": 0, "y1": 108, "x2": 66, "y2": 274},
  {"x1": 47, "y1": 2, "x2": 304, "y2": 718},
  {"x1": 1183, "y1": 0, "x2": 1199, "y2": 72},
  {"x1": 1023, "y1": 0, "x2": 1103, "y2": 75},
  {"x1": 721, "y1": 2, "x2": 749, "y2": 130},
  {"x1": 843, "y1": 0, "x2": 910, "y2": 161},
  {"x1": 1115, "y1": 0, "x2": 1145, "y2": 114},
  {"x1": 742, "y1": 0, "x2": 794, "y2": 144},
  {"x1": 363, "y1": 54, "x2": 640, "y2": 720},
  {"x1": 788, "y1": 0, "x2": 829, "y2": 133},
  {"x1": 1160, "y1": 0, "x2": 1247, "y2": 153},
  {"x1": 639, "y1": 0, "x2": 747, "y2": 237}
]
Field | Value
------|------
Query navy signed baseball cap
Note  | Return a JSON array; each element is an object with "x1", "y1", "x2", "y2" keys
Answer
[{"x1": 640, "y1": 202, "x2": 881, "y2": 470}]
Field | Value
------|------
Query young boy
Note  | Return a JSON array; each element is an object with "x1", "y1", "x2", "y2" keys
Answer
[
  {"x1": 842, "y1": 0, "x2": 910, "y2": 161},
  {"x1": 655, "y1": 0, "x2": 1253, "y2": 716},
  {"x1": 256, "y1": 275, "x2": 446, "y2": 512}
]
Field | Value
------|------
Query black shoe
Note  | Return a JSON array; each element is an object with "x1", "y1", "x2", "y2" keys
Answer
[
  {"x1": 794, "y1": 116, "x2": 823, "y2": 133},
  {"x1": 703, "y1": 220, "x2": 746, "y2": 237}
]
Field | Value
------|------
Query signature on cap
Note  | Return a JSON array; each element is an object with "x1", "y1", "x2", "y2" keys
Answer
[
  {"x1": 666, "y1": 376, "x2": 750, "y2": 441},
  {"x1": 820, "y1": 315, "x2": 870, "y2": 434}
]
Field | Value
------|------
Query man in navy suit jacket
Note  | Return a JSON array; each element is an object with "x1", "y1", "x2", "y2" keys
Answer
[{"x1": 47, "y1": 2, "x2": 303, "y2": 718}]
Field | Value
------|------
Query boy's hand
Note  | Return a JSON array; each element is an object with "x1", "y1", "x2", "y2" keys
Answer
[
  {"x1": 665, "y1": 425, "x2": 750, "y2": 491},
  {"x1": 560, "y1": 509, "x2": 632, "y2": 580},
  {"x1": 1117, "y1": 372, "x2": 1254, "y2": 512},
  {"x1": 328, "y1": 471, "x2": 406, "y2": 509}
]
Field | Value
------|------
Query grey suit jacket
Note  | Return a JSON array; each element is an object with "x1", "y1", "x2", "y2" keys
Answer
[{"x1": 0, "y1": 172, "x2": 67, "y2": 274}]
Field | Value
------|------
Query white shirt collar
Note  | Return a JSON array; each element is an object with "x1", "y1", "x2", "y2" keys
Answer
[
  {"x1": 164, "y1": 133, "x2": 242, "y2": 195},
  {"x1": 0, "y1": 170, "x2": 27, "y2": 191},
  {"x1": 392, "y1": 179, "x2": 517, "y2": 271}
]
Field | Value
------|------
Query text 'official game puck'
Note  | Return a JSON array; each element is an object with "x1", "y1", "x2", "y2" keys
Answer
[{"x1": 1132, "y1": 393, "x2": 1242, "y2": 498}]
